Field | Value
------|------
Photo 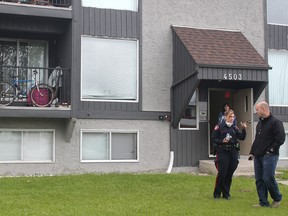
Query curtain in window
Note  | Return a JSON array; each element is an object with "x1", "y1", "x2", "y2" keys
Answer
[
  {"x1": 23, "y1": 131, "x2": 53, "y2": 161},
  {"x1": 81, "y1": 36, "x2": 138, "y2": 101},
  {"x1": 0, "y1": 40, "x2": 47, "y2": 83},
  {"x1": 111, "y1": 133, "x2": 137, "y2": 160},
  {"x1": 0, "y1": 131, "x2": 53, "y2": 162},
  {"x1": 0, "y1": 131, "x2": 21, "y2": 160},
  {"x1": 82, "y1": 0, "x2": 138, "y2": 11},
  {"x1": 82, "y1": 133, "x2": 109, "y2": 160},
  {"x1": 19, "y1": 41, "x2": 46, "y2": 82},
  {"x1": 0, "y1": 41, "x2": 17, "y2": 81},
  {"x1": 82, "y1": 131, "x2": 137, "y2": 161},
  {"x1": 268, "y1": 49, "x2": 288, "y2": 105}
]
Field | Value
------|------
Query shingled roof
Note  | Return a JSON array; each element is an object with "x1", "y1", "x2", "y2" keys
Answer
[{"x1": 172, "y1": 26, "x2": 270, "y2": 69}]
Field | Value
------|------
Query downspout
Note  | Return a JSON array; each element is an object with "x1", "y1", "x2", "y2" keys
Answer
[{"x1": 166, "y1": 151, "x2": 174, "y2": 173}]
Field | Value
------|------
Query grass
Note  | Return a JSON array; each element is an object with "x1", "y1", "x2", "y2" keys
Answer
[{"x1": 0, "y1": 172, "x2": 287, "y2": 216}]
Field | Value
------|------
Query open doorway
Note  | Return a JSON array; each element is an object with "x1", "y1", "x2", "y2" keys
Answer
[{"x1": 208, "y1": 88, "x2": 253, "y2": 156}]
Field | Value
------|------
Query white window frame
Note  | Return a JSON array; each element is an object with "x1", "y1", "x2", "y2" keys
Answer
[
  {"x1": 81, "y1": 0, "x2": 138, "y2": 11},
  {"x1": 178, "y1": 90, "x2": 199, "y2": 130},
  {"x1": 0, "y1": 129, "x2": 55, "y2": 163},
  {"x1": 80, "y1": 129, "x2": 139, "y2": 162},
  {"x1": 81, "y1": 35, "x2": 139, "y2": 103}
]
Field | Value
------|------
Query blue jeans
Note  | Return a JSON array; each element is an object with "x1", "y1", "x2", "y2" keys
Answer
[{"x1": 254, "y1": 154, "x2": 282, "y2": 206}]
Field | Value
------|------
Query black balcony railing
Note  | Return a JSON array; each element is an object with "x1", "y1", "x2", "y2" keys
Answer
[
  {"x1": 0, "y1": 65, "x2": 71, "y2": 107},
  {"x1": 1, "y1": 0, "x2": 72, "y2": 8}
]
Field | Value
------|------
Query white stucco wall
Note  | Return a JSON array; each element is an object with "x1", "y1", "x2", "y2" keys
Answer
[
  {"x1": 142, "y1": 0, "x2": 266, "y2": 111},
  {"x1": 0, "y1": 119, "x2": 170, "y2": 176}
]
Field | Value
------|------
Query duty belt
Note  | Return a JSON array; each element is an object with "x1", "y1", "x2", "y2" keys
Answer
[{"x1": 219, "y1": 143, "x2": 239, "y2": 151}]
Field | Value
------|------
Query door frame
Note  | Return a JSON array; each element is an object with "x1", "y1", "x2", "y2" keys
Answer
[{"x1": 208, "y1": 88, "x2": 254, "y2": 156}]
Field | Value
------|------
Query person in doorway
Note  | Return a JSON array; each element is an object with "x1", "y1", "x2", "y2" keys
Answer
[
  {"x1": 212, "y1": 109, "x2": 247, "y2": 199},
  {"x1": 218, "y1": 103, "x2": 237, "y2": 126},
  {"x1": 249, "y1": 101, "x2": 285, "y2": 208}
]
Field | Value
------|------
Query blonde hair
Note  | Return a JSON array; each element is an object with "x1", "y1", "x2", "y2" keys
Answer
[{"x1": 224, "y1": 109, "x2": 234, "y2": 118}]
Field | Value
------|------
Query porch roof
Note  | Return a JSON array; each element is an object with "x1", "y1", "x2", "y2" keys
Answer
[
  {"x1": 171, "y1": 26, "x2": 271, "y2": 128},
  {"x1": 172, "y1": 26, "x2": 270, "y2": 69}
]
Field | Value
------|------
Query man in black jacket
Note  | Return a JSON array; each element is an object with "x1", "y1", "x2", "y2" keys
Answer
[{"x1": 249, "y1": 101, "x2": 285, "y2": 208}]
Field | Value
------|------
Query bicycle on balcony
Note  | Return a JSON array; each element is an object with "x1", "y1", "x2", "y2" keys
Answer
[{"x1": 0, "y1": 69, "x2": 54, "y2": 107}]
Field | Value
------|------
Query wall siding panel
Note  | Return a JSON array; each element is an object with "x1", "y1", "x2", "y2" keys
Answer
[
  {"x1": 77, "y1": 6, "x2": 140, "y2": 117},
  {"x1": 82, "y1": 8, "x2": 139, "y2": 38},
  {"x1": 268, "y1": 24, "x2": 288, "y2": 50},
  {"x1": 172, "y1": 123, "x2": 209, "y2": 167},
  {"x1": 0, "y1": 14, "x2": 68, "y2": 34}
]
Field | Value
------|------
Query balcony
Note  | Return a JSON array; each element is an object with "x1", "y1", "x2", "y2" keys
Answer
[
  {"x1": 0, "y1": 65, "x2": 71, "y2": 118},
  {"x1": 0, "y1": 0, "x2": 71, "y2": 8},
  {"x1": 0, "y1": 0, "x2": 72, "y2": 19}
]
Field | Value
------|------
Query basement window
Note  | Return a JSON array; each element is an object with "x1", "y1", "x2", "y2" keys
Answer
[
  {"x1": 0, "y1": 130, "x2": 55, "y2": 163},
  {"x1": 81, "y1": 130, "x2": 139, "y2": 162}
]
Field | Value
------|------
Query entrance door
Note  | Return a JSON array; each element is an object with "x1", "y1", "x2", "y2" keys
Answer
[
  {"x1": 208, "y1": 88, "x2": 253, "y2": 156},
  {"x1": 232, "y1": 88, "x2": 253, "y2": 155}
]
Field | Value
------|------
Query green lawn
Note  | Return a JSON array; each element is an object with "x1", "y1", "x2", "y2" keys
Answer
[{"x1": 0, "y1": 171, "x2": 287, "y2": 216}]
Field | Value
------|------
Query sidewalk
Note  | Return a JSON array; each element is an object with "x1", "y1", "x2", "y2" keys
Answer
[{"x1": 277, "y1": 180, "x2": 288, "y2": 186}]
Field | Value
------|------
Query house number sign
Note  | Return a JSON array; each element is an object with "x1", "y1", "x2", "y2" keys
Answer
[{"x1": 223, "y1": 73, "x2": 243, "y2": 80}]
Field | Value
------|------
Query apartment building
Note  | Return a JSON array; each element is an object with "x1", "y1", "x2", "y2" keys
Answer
[{"x1": 0, "y1": 0, "x2": 286, "y2": 176}]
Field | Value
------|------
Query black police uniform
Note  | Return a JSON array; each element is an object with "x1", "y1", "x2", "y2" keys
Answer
[{"x1": 212, "y1": 121, "x2": 246, "y2": 199}]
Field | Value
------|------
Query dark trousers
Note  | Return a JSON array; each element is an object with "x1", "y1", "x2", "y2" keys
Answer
[
  {"x1": 254, "y1": 154, "x2": 282, "y2": 206},
  {"x1": 214, "y1": 148, "x2": 239, "y2": 198}
]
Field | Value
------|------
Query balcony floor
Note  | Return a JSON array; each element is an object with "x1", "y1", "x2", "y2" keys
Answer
[{"x1": 0, "y1": 104, "x2": 71, "y2": 118}]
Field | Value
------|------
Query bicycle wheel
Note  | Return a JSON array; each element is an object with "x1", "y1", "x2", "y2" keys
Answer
[
  {"x1": 0, "y1": 82, "x2": 15, "y2": 106},
  {"x1": 30, "y1": 83, "x2": 54, "y2": 107}
]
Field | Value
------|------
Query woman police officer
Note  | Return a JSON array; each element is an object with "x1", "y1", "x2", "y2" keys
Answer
[{"x1": 212, "y1": 109, "x2": 247, "y2": 199}]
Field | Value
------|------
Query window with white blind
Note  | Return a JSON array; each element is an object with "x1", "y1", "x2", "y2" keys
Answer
[
  {"x1": 81, "y1": 130, "x2": 138, "y2": 162},
  {"x1": 268, "y1": 49, "x2": 288, "y2": 106},
  {"x1": 0, "y1": 130, "x2": 54, "y2": 163},
  {"x1": 279, "y1": 132, "x2": 288, "y2": 159},
  {"x1": 81, "y1": 0, "x2": 138, "y2": 11},
  {"x1": 81, "y1": 36, "x2": 139, "y2": 102},
  {"x1": 267, "y1": 0, "x2": 288, "y2": 25}
]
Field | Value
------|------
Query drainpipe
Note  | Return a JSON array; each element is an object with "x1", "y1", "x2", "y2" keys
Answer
[
  {"x1": 166, "y1": 151, "x2": 174, "y2": 173},
  {"x1": 159, "y1": 114, "x2": 174, "y2": 173}
]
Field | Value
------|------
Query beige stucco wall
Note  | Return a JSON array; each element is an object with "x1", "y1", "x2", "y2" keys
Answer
[
  {"x1": 0, "y1": 119, "x2": 170, "y2": 176},
  {"x1": 142, "y1": 0, "x2": 266, "y2": 111}
]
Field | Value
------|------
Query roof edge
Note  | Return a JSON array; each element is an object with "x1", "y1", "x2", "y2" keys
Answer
[
  {"x1": 171, "y1": 24, "x2": 240, "y2": 33},
  {"x1": 197, "y1": 64, "x2": 271, "y2": 70}
]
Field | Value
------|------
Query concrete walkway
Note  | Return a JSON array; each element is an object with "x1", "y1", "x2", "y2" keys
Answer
[
  {"x1": 199, "y1": 159, "x2": 286, "y2": 179},
  {"x1": 277, "y1": 180, "x2": 288, "y2": 186},
  {"x1": 199, "y1": 159, "x2": 255, "y2": 176}
]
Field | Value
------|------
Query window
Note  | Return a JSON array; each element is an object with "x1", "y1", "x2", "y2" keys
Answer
[
  {"x1": 179, "y1": 90, "x2": 199, "y2": 130},
  {"x1": 0, "y1": 130, "x2": 54, "y2": 163},
  {"x1": 81, "y1": 130, "x2": 138, "y2": 162},
  {"x1": 0, "y1": 39, "x2": 48, "y2": 82},
  {"x1": 279, "y1": 132, "x2": 288, "y2": 159},
  {"x1": 267, "y1": 0, "x2": 288, "y2": 25},
  {"x1": 81, "y1": 0, "x2": 138, "y2": 11},
  {"x1": 81, "y1": 36, "x2": 139, "y2": 102},
  {"x1": 268, "y1": 49, "x2": 288, "y2": 106}
]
